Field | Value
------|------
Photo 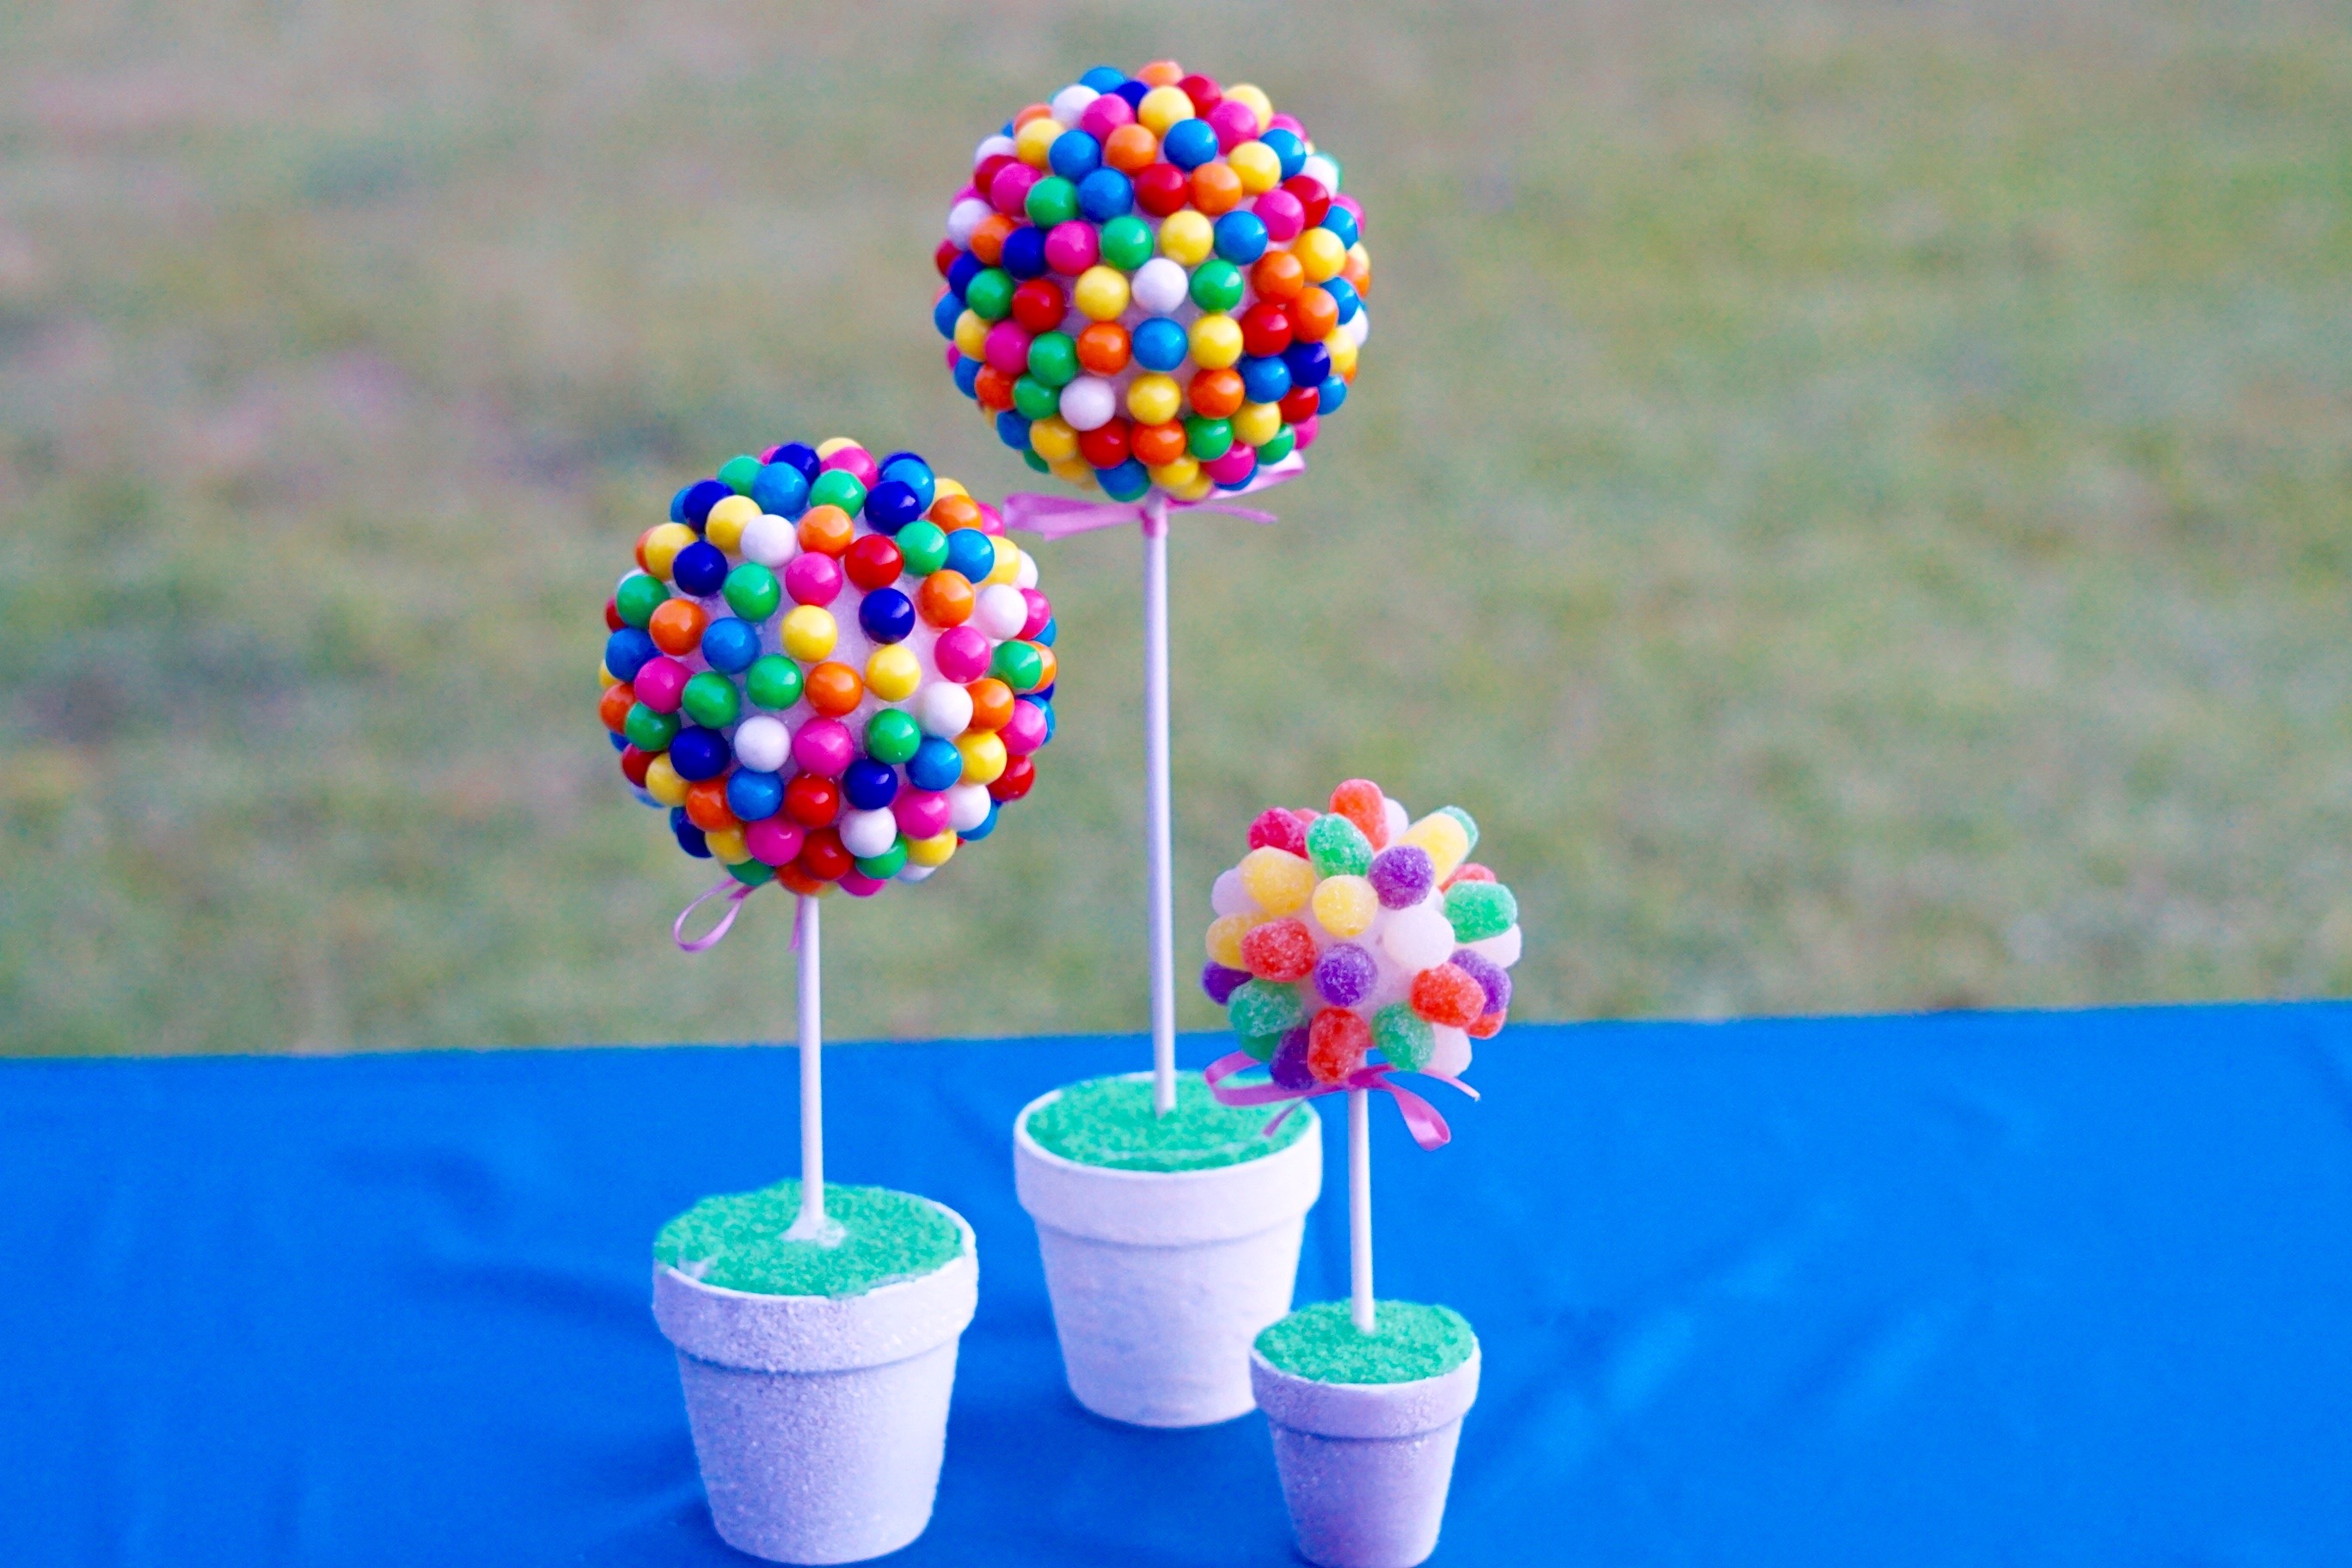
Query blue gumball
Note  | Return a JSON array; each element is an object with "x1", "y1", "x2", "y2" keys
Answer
[
  {"x1": 1001, "y1": 224, "x2": 1048, "y2": 279},
  {"x1": 960, "y1": 800, "x2": 1001, "y2": 842},
  {"x1": 726, "y1": 769, "x2": 785, "y2": 822},
  {"x1": 700, "y1": 616, "x2": 761, "y2": 675},
  {"x1": 1077, "y1": 168, "x2": 1133, "y2": 223},
  {"x1": 943, "y1": 527, "x2": 996, "y2": 582},
  {"x1": 604, "y1": 627, "x2": 657, "y2": 682},
  {"x1": 1132, "y1": 317, "x2": 1188, "y2": 372},
  {"x1": 751, "y1": 462, "x2": 809, "y2": 518},
  {"x1": 670, "y1": 807, "x2": 712, "y2": 859},
  {"x1": 908, "y1": 736, "x2": 964, "y2": 793}
]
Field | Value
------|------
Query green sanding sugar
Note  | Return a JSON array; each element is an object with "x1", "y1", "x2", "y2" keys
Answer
[
  {"x1": 1256, "y1": 1300, "x2": 1477, "y2": 1385},
  {"x1": 1025, "y1": 1071, "x2": 1311, "y2": 1173},
  {"x1": 654, "y1": 1179, "x2": 963, "y2": 1299}
]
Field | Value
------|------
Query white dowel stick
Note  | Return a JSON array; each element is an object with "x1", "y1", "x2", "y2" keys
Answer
[
  {"x1": 788, "y1": 892, "x2": 827, "y2": 1240},
  {"x1": 1142, "y1": 496, "x2": 1178, "y2": 1117},
  {"x1": 1350, "y1": 1087, "x2": 1375, "y2": 1334}
]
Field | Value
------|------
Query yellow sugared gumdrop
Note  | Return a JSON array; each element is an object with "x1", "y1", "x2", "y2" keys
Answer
[
  {"x1": 1311, "y1": 874, "x2": 1378, "y2": 938},
  {"x1": 1240, "y1": 847, "x2": 1316, "y2": 915},
  {"x1": 1401, "y1": 812, "x2": 1471, "y2": 881}
]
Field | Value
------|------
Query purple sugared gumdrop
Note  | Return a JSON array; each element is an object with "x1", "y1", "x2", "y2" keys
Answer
[
  {"x1": 1270, "y1": 1026, "x2": 1316, "y2": 1090},
  {"x1": 1201, "y1": 961, "x2": 1251, "y2": 1006},
  {"x1": 1367, "y1": 844, "x2": 1435, "y2": 910},
  {"x1": 1451, "y1": 948, "x2": 1512, "y2": 1016},
  {"x1": 1313, "y1": 943, "x2": 1378, "y2": 1009}
]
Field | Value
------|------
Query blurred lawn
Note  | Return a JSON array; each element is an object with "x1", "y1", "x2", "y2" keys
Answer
[{"x1": 2, "y1": 2, "x2": 2348, "y2": 1056}]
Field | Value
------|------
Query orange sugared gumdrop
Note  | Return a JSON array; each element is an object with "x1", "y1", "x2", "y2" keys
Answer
[
  {"x1": 1328, "y1": 779, "x2": 1388, "y2": 848},
  {"x1": 1410, "y1": 963, "x2": 1486, "y2": 1029}
]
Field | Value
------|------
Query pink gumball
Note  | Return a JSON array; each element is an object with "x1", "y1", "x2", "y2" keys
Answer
[
  {"x1": 1254, "y1": 189, "x2": 1305, "y2": 244},
  {"x1": 633, "y1": 657, "x2": 689, "y2": 714},
  {"x1": 984, "y1": 320, "x2": 1032, "y2": 377},
  {"x1": 1078, "y1": 96, "x2": 1133, "y2": 138},
  {"x1": 746, "y1": 818, "x2": 805, "y2": 867},
  {"x1": 1204, "y1": 445, "x2": 1257, "y2": 485},
  {"x1": 1295, "y1": 413, "x2": 1320, "y2": 450},
  {"x1": 793, "y1": 719, "x2": 854, "y2": 776},
  {"x1": 1044, "y1": 220, "x2": 1099, "y2": 276},
  {"x1": 1001, "y1": 700, "x2": 1049, "y2": 756},
  {"x1": 1269, "y1": 113, "x2": 1306, "y2": 138},
  {"x1": 894, "y1": 790, "x2": 951, "y2": 839},
  {"x1": 1018, "y1": 588, "x2": 1052, "y2": 639},
  {"x1": 821, "y1": 445, "x2": 879, "y2": 487},
  {"x1": 989, "y1": 161, "x2": 1039, "y2": 217},
  {"x1": 934, "y1": 625, "x2": 991, "y2": 682},
  {"x1": 840, "y1": 873, "x2": 885, "y2": 897},
  {"x1": 1335, "y1": 193, "x2": 1365, "y2": 227},
  {"x1": 973, "y1": 501, "x2": 1005, "y2": 536},
  {"x1": 944, "y1": 342, "x2": 960, "y2": 371},
  {"x1": 785, "y1": 552, "x2": 842, "y2": 607},
  {"x1": 1207, "y1": 100, "x2": 1257, "y2": 150}
]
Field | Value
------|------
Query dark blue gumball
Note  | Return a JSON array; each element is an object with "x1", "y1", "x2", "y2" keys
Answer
[
  {"x1": 952, "y1": 356, "x2": 983, "y2": 399},
  {"x1": 1239, "y1": 354, "x2": 1293, "y2": 405},
  {"x1": 603, "y1": 627, "x2": 657, "y2": 681},
  {"x1": 932, "y1": 290, "x2": 962, "y2": 338},
  {"x1": 880, "y1": 456, "x2": 936, "y2": 511},
  {"x1": 1099, "y1": 458, "x2": 1150, "y2": 502},
  {"x1": 1079, "y1": 65, "x2": 1126, "y2": 92},
  {"x1": 859, "y1": 587, "x2": 916, "y2": 644},
  {"x1": 907, "y1": 737, "x2": 964, "y2": 793},
  {"x1": 864, "y1": 479, "x2": 922, "y2": 533},
  {"x1": 671, "y1": 810, "x2": 712, "y2": 859},
  {"x1": 943, "y1": 527, "x2": 996, "y2": 581},
  {"x1": 669, "y1": 726, "x2": 730, "y2": 781},
  {"x1": 995, "y1": 411, "x2": 1032, "y2": 451},
  {"x1": 843, "y1": 757, "x2": 900, "y2": 812},
  {"x1": 1001, "y1": 224, "x2": 1048, "y2": 279},
  {"x1": 960, "y1": 800, "x2": 1001, "y2": 842},
  {"x1": 672, "y1": 541, "x2": 728, "y2": 597},
  {"x1": 1077, "y1": 168, "x2": 1134, "y2": 223},
  {"x1": 700, "y1": 616, "x2": 761, "y2": 674},
  {"x1": 1320, "y1": 205, "x2": 1361, "y2": 250},
  {"x1": 769, "y1": 443, "x2": 821, "y2": 482},
  {"x1": 1318, "y1": 375, "x2": 1349, "y2": 416},
  {"x1": 682, "y1": 479, "x2": 732, "y2": 527},
  {"x1": 1283, "y1": 340, "x2": 1332, "y2": 389},
  {"x1": 1161, "y1": 119, "x2": 1219, "y2": 171},
  {"x1": 946, "y1": 251, "x2": 983, "y2": 299},
  {"x1": 609, "y1": 729, "x2": 628, "y2": 751},
  {"x1": 726, "y1": 769, "x2": 785, "y2": 822},
  {"x1": 1114, "y1": 80, "x2": 1148, "y2": 109},
  {"x1": 751, "y1": 461, "x2": 810, "y2": 518}
]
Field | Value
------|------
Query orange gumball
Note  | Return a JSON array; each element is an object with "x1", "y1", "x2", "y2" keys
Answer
[
  {"x1": 598, "y1": 682, "x2": 635, "y2": 732},
  {"x1": 1011, "y1": 101, "x2": 1054, "y2": 129},
  {"x1": 929, "y1": 494, "x2": 983, "y2": 531},
  {"x1": 804, "y1": 661, "x2": 864, "y2": 717},
  {"x1": 646, "y1": 598, "x2": 707, "y2": 656},
  {"x1": 917, "y1": 570, "x2": 976, "y2": 627},
  {"x1": 972, "y1": 366, "x2": 1016, "y2": 412},
  {"x1": 1076, "y1": 322, "x2": 1131, "y2": 375},
  {"x1": 1137, "y1": 58, "x2": 1184, "y2": 87},
  {"x1": 1103, "y1": 123, "x2": 1159, "y2": 174},
  {"x1": 797, "y1": 505, "x2": 854, "y2": 556},
  {"x1": 776, "y1": 862, "x2": 827, "y2": 896},
  {"x1": 1132, "y1": 421, "x2": 1188, "y2": 466},
  {"x1": 1187, "y1": 367, "x2": 1245, "y2": 420},
  {"x1": 1031, "y1": 645, "x2": 1057, "y2": 691},
  {"x1": 1289, "y1": 286, "x2": 1339, "y2": 343},
  {"x1": 1252, "y1": 249, "x2": 1306, "y2": 303},
  {"x1": 684, "y1": 778, "x2": 738, "y2": 833},
  {"x1": 1342, "y1": 247, "x2": 1372, "y2": 295},
  {"x1": 1189, "y1": 162, "x2": 1243, "y2": 216},
  {"x1": 968, "y1": 213, "x2": 1014, "y2": 266},
  {"x1": 966, "y1": 677, "x2": 1014, "y2": 732}
]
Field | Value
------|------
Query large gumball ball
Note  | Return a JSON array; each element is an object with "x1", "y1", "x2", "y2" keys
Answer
[
  {"x1": 1203, "y1": 783, "x2": 1516, "y2": 1082},
  {"x1": 933, "y1": 60, "x2": 1369, "y2": 504},
  {"x1": 596, "y1": 438, "x2": 1060, "y2": 898}
]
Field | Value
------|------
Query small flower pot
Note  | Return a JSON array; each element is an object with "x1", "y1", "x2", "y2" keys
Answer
[
  {"x1": 1250, "y1": 1314, "x2": 1480, "y2": 1568},
  {"x1": 1014, "y1": 1073, "x2": 1323, "y2": 1427},
  {"x1": 652, "y1": 1189, "x2": 977, "y2": 1565}
]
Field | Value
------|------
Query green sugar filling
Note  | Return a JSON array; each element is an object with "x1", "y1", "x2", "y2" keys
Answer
[
  {"x1": 1256, "y1": 1300, "x2": 1478, "y2": 1385},
  {"x1": 654, "y1": 1179, "x2": 963, "y2": 1299},
  {"x1": 1024, "y1": 1070, "x2": 1311, "y2": 1173}
]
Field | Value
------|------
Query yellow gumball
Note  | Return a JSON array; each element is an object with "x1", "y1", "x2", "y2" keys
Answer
[
  {"x1": 781, "y1": 605, "x2": 837, "y2": 661},
  {"x1": 1136, "y1": 84, "x2": 1195, "y2": 135},
  {"x1": 703, "y1": 493, "x2": 759, "y2": 553},
  {"x1": 1128, "y1": 372, "x2": 1182, "y2": 426},
  {"x1": 815, "y1": 436, "x2": 861, "y2": 457},
  {"x1": 1029, "y1": 415, "x2": 1080, "y2": 462},
  {"x1": 1206, "y1": 912, "x2": 1264, "y2": 967},
  {"x1": 1295, "y1": 228, "x2": 1347, "y2": 283},
  {"x1": 1228, "y1": 141, "x2": 1281, "y2": 194},
  {"x1": 953, "y1": 309, "x2": 989, "y2": 359},
  {"x1": 1401, "y1": 812, "x2": 1472, "y2": 881},
  {"x1": 908, "y1": 830, "x2": 959, "y2": 868},
  {"x1": 955, "y1": 729, "x2": 1008, "y2": 787},
  {"x1": 934, "y1": 476, "x2": 969, "y2": 501},
  {"x1": 640, "y1": 523, "x2": 697, "y2": 582},
  {"x1": 705, "y1": 828, "x2": 749, "y2": 864},
  {"x1": 1328, "y1": 333, "x2": 1358, "y2": 377},
  {"x1": 984, "y1": 536, "x2": 1022, "y2": 585},
  {"x1": 1073, "y1": 266, "x2": 1130, "y2": 322},
  {"x1": 1311, "y1": 875, "x2": 1379, "y2": 939},
  {"x1": 598, "y1": 665, "x2": 619, "y2": 689},
  {"x1": 1232, "y1": 401, "x2": 1282, "y2": 447},
  {"x1": 643, "y1": 755, "x2": 689, "y2": 807},
  {"x1": 1226, "y1": 83, "x2": 1273, "y2": 133},
  {"x1": 866, "y1": 644, "x2": 921, "y2": 702},
  {"x1": 1049, "y1": 457, "x2": 1097, "y2": 487},
  {"x1": 1240, "y1": 847, "x2": 1316, "y2": 915},
  {"x1": 1148, "y1": 456, "x2": 1200, "y2": 490},
  {"x1": 1158, "y1": 210, "x2": 1214, "y2": 266},
  {"x1": 1168, "y1": 470, "x2": 1216, "y2": 501},
  {"x1": 1014, "y1": 117, "x2": 1064, "y2": 168},
  {"x1": 1188, "y1": 313, "x2": 1243, "y2": 370}
]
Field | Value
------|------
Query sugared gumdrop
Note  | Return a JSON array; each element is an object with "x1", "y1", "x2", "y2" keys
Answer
[
  {"x1": 1247, "y1": 808, "x2": 1308, "y2": 856},
  {"x1": 1240, "y1": 917, "x2": 1319, "y2": 983},
  {"x1": 1410, "y1": 963, "x2": 1487, "y2": 1029},
  {"x1": 1270, "y1": 1026, "x2": 1316, "y2": 1089},
  {"x1": 1201, "y1": 961, "x2": 1251, "y2": 1006},
  {"x1": 1313, "y1": 941, "x2": 1379, "y2": 1008},
  {"x1": 1307, "y1": 1007, "x2": 1371, "y2": 1083},
  {"x1": 1367, "y1": 844, "x2": 1435, "y2": 910},
  {"x1": 1373, "y1": 1003, "x2": 1434, "y2": 1072},
  {"x1": 1328, "y1": 779, "x2": 1388, "y2": 848}
]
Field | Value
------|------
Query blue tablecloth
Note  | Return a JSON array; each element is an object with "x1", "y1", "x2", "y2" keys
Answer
[{"x1": 6, "y1": 1005, "x2": 2351, "y2": 1566}]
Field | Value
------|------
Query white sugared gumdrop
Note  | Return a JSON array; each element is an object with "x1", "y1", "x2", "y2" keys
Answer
[
  {"x1": 1302, "y1": 154, "x2": 1341, "y2": 193},
  {"x1": 915, "y1": 682, "x2": 974, "y2": 738},
  {"x1": 946, "y1": 198, "x2": 992, "y2": 248},
  {"x1": 975, "y1": 584, "x2": 1029, "y2": 640},
  {"x1": 1050, "y1": 84, "x2": 1099, "y2": 124},
  {"x1": 1345, "y1": 309, "x2": 1370, "y2": 347},
  {"x1": 1427, "y1": 1026, "x2": 1472, "y2": 1078},
  {"x1": 1210, "y1": 867, "x2": 1257, "y2": 918},
  {"x1": 974, "y1": 134, "x2": 1016, "y2": 165},
  {"x1": 897, "y1": 862, "x2": 936, "y2": 883},
  {"x1": 1468, "y1": 924, "x2": 1522, "y2": 969},
  {"x1": 1015, "y1": 551, "x2": 1039, "y2": 590},
  {"x1": 1132, "y1": 258, "x2": 1188, "y2": 316},
  {"x1": 739, "y1": 513, "x2": 798, "y2": 569},
  {"x1": 1381, "y1": 902, "x2": 1455, "y2": 971},
  {"x1": 733, "y1": 716, "x2": 790, "y2": 773},
  {"x1": 841, "y1": 807, "x2": 898, "y2": 859},
  {"x1": 1058, "y1": 376, "x2": 1117, "y2": 432},
  {"x1": 946, "y1": 783, "x2": 993, "y2": 832},
  {"x1": 1381, "y1": 796, "x2": 1409, "y2": 844}
]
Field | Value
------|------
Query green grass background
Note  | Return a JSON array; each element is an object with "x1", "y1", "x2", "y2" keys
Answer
[{"x1": 2, "y1": 2, "x2": 2346, "y2": 1056}]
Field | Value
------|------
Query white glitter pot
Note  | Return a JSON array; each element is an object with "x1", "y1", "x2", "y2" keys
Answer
[
  {"x1": 651, "y1": 1204, "x2": 978, "y2": 1565},
  {"x1": 1013, "y1": 1082, "x2": 1323, "y2": 1427},
  {"x1": 1250, "y1": 1339, "x2": 1481, "y2": 1568}
]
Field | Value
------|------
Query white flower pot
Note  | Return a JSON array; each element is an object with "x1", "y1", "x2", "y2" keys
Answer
[
  {"x1": 1250, "y1": 1341, "x2": 1481, "y2": 1568},
  {"x1": 1013, "y1": 1088, "x2": 1323, "y2": 1427},
  {"x1": 651, "y1": 1205, "x2": 978, "y2": 1565}
]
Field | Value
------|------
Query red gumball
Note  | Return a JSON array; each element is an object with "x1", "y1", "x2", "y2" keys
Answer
[
  {"x1": 843, "y1": 533, "x2": 904, "y2": 592},
  {"x1": 1240, "y1": 301, "x2": 1293, "y2": 359},
  {"x1": 1281, "y1": 175, "x2": 1332, "y2": 228},
  {"x1": 1012, "y1": 278, "x2": 1067, "y2": 335},
  {"x1": 1134, "y1": 163, "x2": 1190, "y2": 217},
  {"x1": 934, "y1": 238, "x2": 960, "y2": 278},
  {"x1": 1177, "y1": 73, "x2": 1222, "y2": 114},
  {"x1": 785, "y1": 773, "x2": 842, "y2": 828},
  {"x1": 1467, "y1": 1009, "x2": 1507, "y2": 1040},
  {"x1": 603, "y1": 597, "x2": 623, "y2": 633},
  {"x1": 989, "y1": 755, "x2": 1037, "y2": 802},
  {"x1": 1246, "y1": 807, "x2": 1308, "y2": 856},
  {"x1": 619, "y1": 745, "x2": 653, "y2": 787},
  {"x1": 1077, "y1": 417, "x2": 1131, "y2": 469},
  {"x1": 1278, "y1": 384, "x2": 1321, "y2": 424},
  {"x1": 799, "y1": 827, "x2": 853, "y2": 882}
]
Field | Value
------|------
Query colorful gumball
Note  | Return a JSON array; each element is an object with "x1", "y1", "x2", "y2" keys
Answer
[
  {"x1": 597, "y1": 438, "x2": 1058, "y2": 900},
  {"x1": 934, "y1": 63, "x2": 1370, "y2": 504}
]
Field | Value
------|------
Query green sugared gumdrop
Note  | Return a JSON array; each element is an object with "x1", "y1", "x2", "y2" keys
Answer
[
  {"x1": 1228, "y1": 980, "x2": 1303, "y2": 1039},
  {"x1": 1439, "y1": 805, "x2": 1479, "y2": 854},
  {"x1": 1374, "y1": 1004, "x2": 1434, "y2": 1071},
  {"x1": 1444, "y1": 881, "x2": 1516, "y2": 943},
  {"x1": 1240, "y1": 1032, "x2": 1283, "y2": 1063},
  {"x1": 1307, "y1": 812, "x2": 1373, "y2": 879}
]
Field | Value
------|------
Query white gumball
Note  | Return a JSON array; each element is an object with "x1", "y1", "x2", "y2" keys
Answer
[
  {"x1": 1380, "y1": 901, "x2": 1455, "y2": 971},
  {"x1": 1132, "y1": 257, "x2": 1188, "y2": 315},
  {"x1": 1345, "y1": 308, "x2": 1370, "y2": 347},
  {"x1": 1467, "y1": 924, "x2": 1522, "y2": 969},
  {"x1": 897, "y1": 862, "x2": 936, "y2": 883},
  {"x1": 733, "y1": 716, "x2": 790, "y2": 773},
  {"x1": 974, "y1": 584, "x2": 1029, "y2": 640},
  {"x1": 840, "y1": 807, "x2": 899, "y2": 859},
  {"x1": 1015, "y1": 551, "x2": 1039, "y2": 590},
  {"x1": 915, "y1": 682, "x2": 974, "y2": 738},
  {"x1": 1058, "y1": 376, "x2": 1117, "y2": 431},
  {"x1": 739, "y1": 513, "x2": 798, "y2": 569},
  {"x1": 1210, "y1": 868, "x2": 1256, "y2": 918},
  {"x1": 1302, "y1": 153, "x2": 1341, "y2": 193},
  {"x1": 973, "y1": 134, "x2": 1016, "y2": 164},
  {"x1": 946, "y1": 783, "x2": 993, "y2": 831},
  {"x1": 1050, "y1": 84, "x2": 1099, "y2": 125},
  {"x1": 946, "y1": 198, "x2": 992, "y2": 248}
]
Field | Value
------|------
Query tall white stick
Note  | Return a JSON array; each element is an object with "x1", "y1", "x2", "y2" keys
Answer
[
  {"x1": 1142, "y1": 495, "x2": 1178, "y2": 1117},
  {"x1": 1349, "y1": 1087, "x2": 1375, "y2": 1333},
  {"x1": 787, "y1": 892, "x2": 828, "y2": 1241}
]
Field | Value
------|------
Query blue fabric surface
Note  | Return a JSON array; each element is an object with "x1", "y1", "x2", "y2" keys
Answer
[{"x1": 5, "y1": 1005, "x2": 2352, "y2": 1566}]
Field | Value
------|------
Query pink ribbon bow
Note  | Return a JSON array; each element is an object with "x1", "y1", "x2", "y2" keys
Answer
[
  {"x1": 673, "y1": 879, "x2": 808, "y2": 953},
  {"x1": 1204, "y1": 1049, "x2": 1479, "y2": 1151},
  {"x1": 1000, "y1": 452, "x2": 1306, "y2": 540}
]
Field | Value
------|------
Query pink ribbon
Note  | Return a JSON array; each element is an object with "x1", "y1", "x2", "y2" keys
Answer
[
  {"x1": 1000, "y1": 452, "x2": 1305, "y2": 541},
  {"x1": 1204, "y1": 1050, "x2": 1479, "y2": 1151},
  {"x1": 673, "y1": 879, "x2": 808, "y2": 953}
]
